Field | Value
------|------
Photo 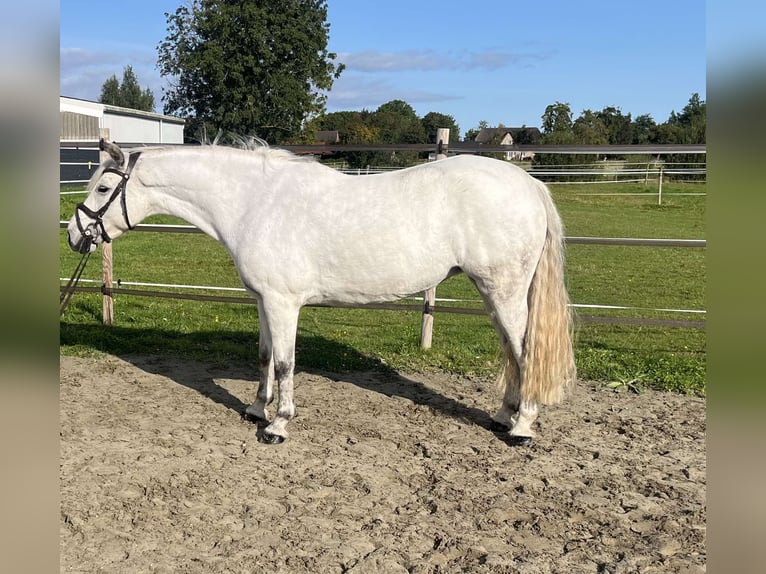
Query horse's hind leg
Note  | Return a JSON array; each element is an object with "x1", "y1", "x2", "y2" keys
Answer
[
  {"x1": 490, "y1": 333, "x2": 520, "y2": 432},
  {"x1": 476, "y1": 281, "x2": 539, "y2": 446}
]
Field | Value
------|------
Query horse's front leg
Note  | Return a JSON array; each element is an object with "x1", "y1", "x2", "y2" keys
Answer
[
  {"x1": 262, "y1": 359, "x2": 296, "y2": 444},
  {"x1": 245, "y1": 301, "x2": 274, "y2": 422},
  {"x1": 259, "y1": 301, "x2": 300, "y2": 444},
  {"x1": 245, "y1": 343, "x2": 274, "y2": 422}
]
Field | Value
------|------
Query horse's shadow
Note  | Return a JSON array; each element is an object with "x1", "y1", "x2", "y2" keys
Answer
[{"x1": 61, "y1": 322, "x2": 512, "y2": 443}]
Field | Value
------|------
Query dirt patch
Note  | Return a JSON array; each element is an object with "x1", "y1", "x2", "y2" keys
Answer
[{"x1": 60, "y1": 354, "x2": 705, "y2": 573}]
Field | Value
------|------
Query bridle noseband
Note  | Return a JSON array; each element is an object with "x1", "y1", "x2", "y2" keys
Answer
[{"x1": 75, "y1": 151, "x2": 141, "y2": 250}]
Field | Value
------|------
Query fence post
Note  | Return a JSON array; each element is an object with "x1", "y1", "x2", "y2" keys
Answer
[
  {"x1": 658, "y1": 165, "x2": 664, "y2": 206},
  {"x1": 101, "y1": 243, "x2": 114, "y2": 325},
  {"x1": 99, "y1": 128, "x2": 115, "y2": 325},
  {"x1": 420, "y1": 128, "x2": 450, "y2": 349}
]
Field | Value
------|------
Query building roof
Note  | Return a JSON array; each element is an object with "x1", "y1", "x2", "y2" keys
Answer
[
  {"x1": 474, "y1": 126, "x2": 542, "y2": 144},
  {"x1": 60, "y1": 96, "x2": 185, "y2": 124},
  {"x1": 315, "y1": 130, "x2": 339, "y2": 144}
]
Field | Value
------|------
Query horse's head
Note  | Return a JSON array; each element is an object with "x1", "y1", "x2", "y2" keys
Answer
[{"x1": 66, "y1": 139, "x2": 142, "y2": 254}]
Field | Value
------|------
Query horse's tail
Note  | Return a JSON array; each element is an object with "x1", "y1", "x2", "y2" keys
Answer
[{"x1": 497, "y1": 179, "x2": 576, "y2": 404}]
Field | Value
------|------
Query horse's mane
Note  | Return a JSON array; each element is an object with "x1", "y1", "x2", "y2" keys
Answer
[
  {"x1": 125, "y1": 133, "x2": 313, "y2": 165},
  {"x1": 202, "y1": 132, "x2": 312, "y2": 163}
]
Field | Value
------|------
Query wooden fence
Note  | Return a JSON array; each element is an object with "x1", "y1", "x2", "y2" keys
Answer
[{"x1": 60, "y1": 137, "x2": 707, "y2": 346}]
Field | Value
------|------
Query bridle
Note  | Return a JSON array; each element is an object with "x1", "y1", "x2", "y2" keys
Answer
[
  {"x1": 74, "y1": 151, "x2": 142, "y2": 251},
  {"x1": 62, "y1": 147, "x2": 142, "y2": 315}
]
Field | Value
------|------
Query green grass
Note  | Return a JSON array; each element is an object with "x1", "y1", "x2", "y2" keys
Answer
[{"x1": 60, "y1": 181, "x2": 706, "y2": 395}]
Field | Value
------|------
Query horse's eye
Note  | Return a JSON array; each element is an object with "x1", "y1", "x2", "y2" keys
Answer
[{"x1": 97, "y1": 185, "x2": 109, "y2": 193}]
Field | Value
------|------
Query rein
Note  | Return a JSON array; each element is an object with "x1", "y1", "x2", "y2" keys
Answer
[
  {"x1": 74, "y1": 151, "x2": 141, "y2": 249},
  {"x1": 59, "y1": 251, "x2": 91, "y2": 316}
]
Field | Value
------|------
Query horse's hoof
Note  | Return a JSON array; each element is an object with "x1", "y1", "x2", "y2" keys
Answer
[
  {"x1": 261, "y1": 432, "x2": 285, "y2": 445},
  {"x1": 489, "y1": 420, "x2": 511, "y2": 433},
  {"x1": 242, "y1": 412, "x2": 266, "y2": 424},
  {"x1": 508, "y1": 435, "x2": 533, "y2": 447}
]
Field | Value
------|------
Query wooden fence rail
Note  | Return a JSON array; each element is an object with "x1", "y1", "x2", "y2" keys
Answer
[
  {"x1": 60, "y1": 285, "x2": 705, "y2": 330},
  {"x1": 58, "y1": 220, "x2": 707, "y2": 333}
]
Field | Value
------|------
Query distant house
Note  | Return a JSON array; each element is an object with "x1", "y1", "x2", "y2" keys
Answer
[
  {"x1": 475, "y1": 126, "x2": 542, "y2": 160},
  {"x1": 315, "y1": 130, "x2": 340, "y2": 144}
]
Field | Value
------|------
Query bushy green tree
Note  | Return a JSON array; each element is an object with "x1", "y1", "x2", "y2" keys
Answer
[
  {"x1": 512, "y1": 125, "x2": 539, "y2": 145},
  {"x1": 421, "y1": 112, "x2": 460, "y2": 144},
  {"x1": 157, "y1": 0, "x2": 344, "y2": 143},
  {"x1": 596, "y1": 106, "x2": 632, "y2": 145},
  {"x1": 535, "y1": 102, "x2": 576, "y2": 168},
  {"x1": 666, "y1": 93, "x2": 706, "y2": 144},
  {"x1": 369, "y1": 100, "x2": 426, "y2": 166},
  {"x1": 313, "y1": 111, "x2": 365, "y2": 138},
  {"x1": 631, "y1": 114, "x2": 657, "y2": 144},
  {"x1": 541, "y1": 101, "x2": 575, "y2": 141},
  {"x1": 99, "y1": 76, "x2": 120, "y2": 106},
  {"x1": 657, "y1": 93, "x2": 706, "y2": 178},
  {"x1": 573, "y1": 110, "x2": 609, "y2": 144},
  {"x1": 98, "y1": 65, "x2": 155, "y2": 112},
  {"x1": 311, "y1": 110, "x2": 380, "y2": 168},
  {"x1": 371, "y1": 100, "x2": 426, "y2": 144}
]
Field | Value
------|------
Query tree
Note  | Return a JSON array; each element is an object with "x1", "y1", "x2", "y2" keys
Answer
[
  {"x1": 659, "y1": 93, "x2": 706, "y2": 179},
  {"x1": 540, "y1": 101, "x2": 574, "y2": 140},
  {"x1": 421, "y1": 112, "x2": 460, "y2": 144},
  {"x1": 631, "y1": 114, "x2": 656, "y2": 145},
  {"x1": 667, "y1": 93, "x2": 706, "y2": 144},
  {"x1": 313, "y1": 111, "x2": 366, "y2": 137},
  {"x1": 99, "y1": 65, "x2": 155, "y2": 112},
  {"x1": 99, "y1": 76, "x2": 120, "y2": 106},
  {"x1": 157, "y1": 0, "x2": 344, "y2": 143},
  {"x1": 371, "y1": 100, "x2": 426, "y2": 144},
  {"x1": 573, "y1": 110, "x2": 608, "y2": 144},
  {"x1": 512, "y1": 125, "x2": 539, "y2": 145},
  {"x1": 596, "y1": 106, "x2": 632, "y2": 145},
  {"x1": 536, "y1": 102, "x2": 576, "y2": 168},
  {"x1": 312, "y1": 110, "x2": 380, "y2": 168},
  {"x1": 368, "y1": 100, "x2": 426, "y2": 166}
]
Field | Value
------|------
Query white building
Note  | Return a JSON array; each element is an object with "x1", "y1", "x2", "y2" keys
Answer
[
  {"x1": 60, "y1": 97, "x2": 186, "y2": 183},
  {"x1": 60, "y1": 96, "x2": 185, "y2": 144}
]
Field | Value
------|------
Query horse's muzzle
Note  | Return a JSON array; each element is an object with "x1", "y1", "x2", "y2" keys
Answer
[{"x1": 67, "y1": 229, "x2": 96, "y2": 254}]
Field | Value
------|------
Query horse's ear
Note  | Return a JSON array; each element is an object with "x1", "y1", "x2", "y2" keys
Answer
[{"x1": 100, "y1": 138, "x2": 125, "y2": 166}]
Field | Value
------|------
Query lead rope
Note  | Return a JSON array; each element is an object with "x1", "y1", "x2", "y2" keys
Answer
[{"x1": 59, "y1": 251, "x2": 92, "y2": 316}]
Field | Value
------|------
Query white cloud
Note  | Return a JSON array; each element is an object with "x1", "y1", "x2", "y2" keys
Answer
[
  {"x1": 338, "y1": 48, "x2": 550, "y2": 73},
  {"x1": 326, "y1": 75, "x2": 461, "y2": 112},
  {"x1": 466, "y1": 50, "x2": 535, "y2": 70},
  {"x1": 339, "y1": 50, "x2": 450, "y2": 72}
]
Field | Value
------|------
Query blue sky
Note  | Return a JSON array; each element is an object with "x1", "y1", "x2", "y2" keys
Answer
[{"x1": 60, "y1": 1, "x2": 706, "y2": 137}]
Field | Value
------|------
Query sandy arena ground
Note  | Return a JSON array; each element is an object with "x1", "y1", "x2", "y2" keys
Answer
[{"x1": 60, "y1": 354, "x2": 705, "y2": 573}]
